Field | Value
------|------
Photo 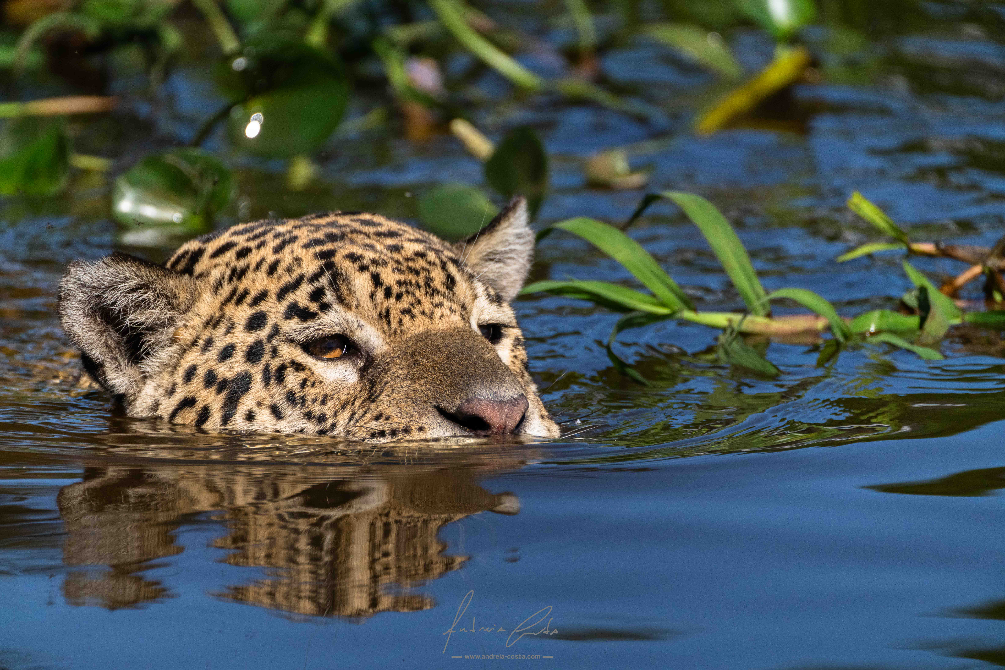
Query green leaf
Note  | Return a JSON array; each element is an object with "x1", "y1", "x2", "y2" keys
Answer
[
  {"x1": 916, "y1": 285, "x2": 950, "y2": 346},
  {"x1": 0, "y1": 117, "x2": 70, "y2": 197},
  {"x1": 847, "y1": 192, "x2": 910, "y2": 246},
  {"x1": 869, "y1": 332, "x2": 944, "y2": 360},
  {"x1": 484, "y1": 126, "x2": 548, "y2": 218},
  {"x1": 963, "y1": 311, "x2": 1005, "y2": 329},
  {"x1": 836, "y1": 242, "x2": 905, "y2": 262},
  {"x1": 643, "y1": 23, "x2": 742, "y2": 79},
  {"x1": 218, "y1": 37, "x2": 349, "y2": 157},
  {"x1": 549, "y1": 217, "x2": 694, "y2": 311},
  {"x1": 765, "y1": 288, "x2": 852, "y2": 342},
  {"x1": 522, "y1": 279, "x2": 674, "y2": 314},
  {"x1": 633, "y1": 191, "x2": 768, "y2": 315},
  {"x1": 740, "y1": 0, "x2": 816, "y2": 41},
  {"x1": 417, "y1": 183, "x2": 498, "y2": 241},
  {"x1": 815, "y1": 338, "x2": 841, "y2": 367},
  {"x1": 848, "y1": 309, "x2": 920, "y2": 334},
  {"x1": 716, "y1": 329, "x2": 781, "y2": 377},
  {"x1": 112, "y1": 148, "x2": 234, "y2": 239},
  {"x1": 902, "y1": 261, "x2": 963, "y2": 321}
]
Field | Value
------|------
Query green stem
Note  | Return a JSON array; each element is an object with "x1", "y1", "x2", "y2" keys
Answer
[
  {"x1": 191, "y1": 0, "x2": 241, "y2": 55},
  {"x1": 69, "y1": 154, "x2": 113, "y2": 171},
  {"x1": 563, "y1": 0, "x2": 597, "y2": 56}
]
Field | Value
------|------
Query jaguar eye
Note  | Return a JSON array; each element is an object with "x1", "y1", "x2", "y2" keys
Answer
[
  {"x1": 478, "y1": 323, "x2": 505, "y2": 344},
  {"x1": 303, "y1": 335, "x2": 353, "y2": 360}
]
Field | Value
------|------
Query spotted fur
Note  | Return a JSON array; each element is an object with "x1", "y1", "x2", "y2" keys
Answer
[{"x1": 59, "y1": 198, "x2": 559, "y2": 441}]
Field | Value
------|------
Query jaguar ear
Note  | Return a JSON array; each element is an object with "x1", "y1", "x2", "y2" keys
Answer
[
  {"x1": 455, "y1": 196, "x2": 534, "y2": 302},
  {"x1": 59, "y1": 253, "x2": 198, "y2": 400}
]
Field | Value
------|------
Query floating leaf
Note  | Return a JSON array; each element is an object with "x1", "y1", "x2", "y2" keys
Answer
[
  {"x1": 218, "y1": 37, "x2": 349, "y2": 157},
  {"x1": 847, "y1": 192, "x2": 910, "y2": 246},
  {"x1": 765, "y1": 288, "x2": 851, "y2": 342},
  {"x1": 869, "y1": 332, "x2": 944, "y2": 361},
  {"x1": 836, "y1": 242, "x2": 905, "y2": 262},
  {"x1": 0, "y1": 117, "x2": 70, "y2": 197},
  {"x1": 484, "y1": 126, "x2": 548, "y2": 217},
  {"x1": 630, "y1": 191, "x2": 768, "y2": 315},
  {"x1": 963, "y1": 311, "x2": 1005, "y2": 329},
  {"x1": 740, "y1": 0, "x2": 816, "y2": 41},
  {"x1": 717, "y1": 329, "x2": 781, "y2": 377},
  {"x1": 417, "y1": 183, "x2": 498, "y2": 241},
  {"x1": 902, "y1": 261, "x2": 962, "y2": 321},
  {"x1": 549, "y1": 217, "x2": 693, "y2": 311},
  {"x1": 848, "y1": 309, "x2": 919, "y2": 334},
  {"x1": 522, "y1": 280, "x2": 673, "y2": 314},
  {"x1": 644, "y1": 23, "x2": 742, "y2": 79},
  {"x1": 112, "y1": 148, "x2": 234, "y2": 239}
]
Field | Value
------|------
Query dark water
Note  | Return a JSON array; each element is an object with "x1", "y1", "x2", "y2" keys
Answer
[{"x1": 4, "y1": 2, "x2": 1005, "y2": 668}]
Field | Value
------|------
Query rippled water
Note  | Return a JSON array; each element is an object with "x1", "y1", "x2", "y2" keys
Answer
[{"x1": 4, "y1": 2, "x2": 1005, "y2": 668}]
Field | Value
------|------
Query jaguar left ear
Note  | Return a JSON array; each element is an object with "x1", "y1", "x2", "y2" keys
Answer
[{"x1": 455, "y1": 197, "x2": 534, "y2": 302}]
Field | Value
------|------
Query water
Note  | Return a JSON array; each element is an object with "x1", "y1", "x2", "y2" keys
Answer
[{"x1": 3, "y1": 2, "x2": 1005, "y2": 668}]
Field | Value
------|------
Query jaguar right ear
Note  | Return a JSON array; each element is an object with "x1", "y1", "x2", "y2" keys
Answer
[{"x1": 59, "y1": 253, "x2": 198, "y2": 400}]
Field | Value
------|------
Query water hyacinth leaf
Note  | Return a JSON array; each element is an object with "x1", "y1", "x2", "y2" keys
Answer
[
  {"x1": 417, "y1": 183, "x2": 498, "y2": 241},
  {"x1": 765, "y1": 288, "x2": 851, "y2": 342},
  {"x1": 716, "y1": 330, "x2": 781, "y2": 377},
  {"x1": 522, "y1": 279, "x2": 674, "y2": 314},
  {"x1": 836, "y1": 242, "x2": 905, "y2": 262},
  {"x1": 916, "y1": 285, "x2": 950, "y2": 346},
  {"x1": 963, "y1": 311, "x2": 1005, "y2": 329},
  {"x1": 848, "y1": 309, "x2": 919, "y2": 334},
  {"x1": 112, "y1": 148, "x2": 234, "y2": 237},
  {"x1": 550, "y1": 217, "x2": 693, "y2": 311},
  {"x1": 869, "y1": 332, "x2": 944, "y2": 361},
  {"x1": 847, "y1": 192, "x2": 910, "y2": 246},
  {"x1": 902, "y1": 261, "x2": 963, "y2": 321},
  {"x1": 740, "y1": 0, "x2": 816, "y2": 41},
  {"x1": 0, "y1": 117, "x2": 70, "y2": 197},
  {"x1": 484, "y1": 127, "x2": 548, "y2": 217},
  {"x1": 643, "y1": 23, "x2": 742, "y2": 79},
  {"x1": 633, "y1": 191, "x2": 768, "y2": 315},
  {"x1": 219, "y1": 37, "x2": 349, "y2": 157}
]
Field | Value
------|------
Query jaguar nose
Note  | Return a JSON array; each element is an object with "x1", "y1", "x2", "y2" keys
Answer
[{"x1": 438, "y1": 394, "x2": 529, "y2": 435}]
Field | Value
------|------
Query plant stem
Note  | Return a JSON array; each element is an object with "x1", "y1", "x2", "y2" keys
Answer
[
  {"x1": 0, "y1": 96, "x2": 115, "y2": 118},
  {"x1": 191, "y1": 0, "x2": 241, "y2": 55}
]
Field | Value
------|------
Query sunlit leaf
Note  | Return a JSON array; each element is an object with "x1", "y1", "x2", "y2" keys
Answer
[
  {"x1": 218, "y1": 37, "x2": 349, "y2": 157},
  {"x1": 740, "y1": 0, "x2": 816, "y2": 41},
  {"x1": 112, "y1": 148, "x2": 234, "y2": 238},
  {"x1": 631, "y1": 191, "x2": 768, "y2": 315},
  {"x1": 836, "y1": 242, "x2": 905, "y2": 262},
  {"x1": 716, "y1": 329, "x2": 781, "y2": 377},
  {"x1": 916, "y1": 286, "x2": 950, "y2": 346},
  {"x1": 902, "y1": 261, "x2": 962, "y2": 321},
  {"x1": 644, "y1": 23, "x2": 742, "y2": 79},
  {"x1": 0, "y1": 117, "x2": 70, "y2": 197},
  {"x1": 484, "y1": 126, "x2": 548, "y2": 217},
  {"x1": 848, "y1": 309, "x2": 919, "y2": 334},
  {"x1": 522, "y1": 279, "x2": 674, "y2": 314},
  {"x1": 869, "y1": 332, "x2": 944, "y2": 360},
  {"x1": 765, "y1": 288, "x2": 851, "y2": 342},
  {"x1": 962, "y1": 311, "x2": 1005, "y2": 329},
  {"x1": 847, "y1": 192, "x2": 910, "y2": 245},
  {"x1": 417, "y1": 183, "x2": 498, "y2": 241},
  {"x1": 549, "y1": 217, "x2": 694, "y2": 311}
]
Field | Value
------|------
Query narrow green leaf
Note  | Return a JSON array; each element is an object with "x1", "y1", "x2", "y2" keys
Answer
[
  {"x1": 644, "y1": 23, "x2": 742, "y2": 79},
  {"x1": 902, "y1": 261, "x2": 963, "y2": 320},
  {"x1": 417, "y1": 183, "x2": 498, "y2": 241},
  {"x1": 522, "y1": 280, "x2": 673, "y2": 314},
  {"x1": 917, "y1": 285, "x2": 950, "y2": 346},
  {"x1": 659, "y1": 191, "x2": 769, "y2": 315},
  {"x1": 765, "y1": 288, "x2": 851, "y2": 342},
  {"x1": 716, "y1": 330, "x2": 781, "y2": 377},
  {"x1": 551, "y1": 217, "x2": 694, "y2": 311},
  {"x1": 484, "y1": 127, "x2": 548, "y2": 218},
  {"x1": 847, "y1": 192, "x2": 910, "y2": 245},
  {"x1": 963, "y1": 310, "x2": 1005, "y2": 329},
  {"x1": 848, "y1": 309, "x2": 919, "y2": 334},
  {"x1": 815, "y1": 339, "x2": 841, "y2": 367},
  {"x1": 836, "y1": 242, "x2": 905, "y2": 262},
  {"x1": 869, "y1": 332, "x2": 944, "y2": 360}
]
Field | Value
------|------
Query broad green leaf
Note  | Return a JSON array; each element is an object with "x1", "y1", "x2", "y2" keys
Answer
[
  {"x1": 848, "y1": 309, "x2": 919, "y2": 334},
  {"x1": 869, "y1": 332, "x2": 944, "y2": 360},
  {"x1": 484, "y1": 127, "x2": 548, "y2": 218},
  {"x1": 716, "y1": 330, "x2": 781, "y2": 377},
  {"x1": 112, "y1": 149, "x2": 234, "y2": 239},
  {"x1": 765, "y1": 288, "x2": 851, "y2": 342},
  {"x1": 0, "y1": 117, "x2": 69, "y2": 197},
  {"x1": 646, "y1": 191, "x2": 769, "y2": 315},
  {"x1": 963, "y1": 311, "x2": 1005, "y2": 329},
  {"x1": 916, "y1": 285, "x2": 950, "y2": 346},
  {"x1": 644, "y1": 23, "x2": 742, "y2": 79},
  {"x1": 740, "y1": 0, "x2": 816, "y2": 41},
  {"x1": 550, "y1": 217, "x2": 694, "y2": 311},
  {"x1": 218, "y1": 37, "x2": 349, "y2": 157},
  {"x1": 417, "y1": 183, "x2": 498, "y2": 241},
  {"x1": 836, "y1": 242, "x2": 905, "y2": 262},
  {"x1": 847, "y1": 192, "x2": 910, "y2": 245},
  {"x1": 522, "y1": 279, "x2": 673, "y2": 314},
  {"x1": 902, "y1": 261, "x2": 962, "y2": 320}
]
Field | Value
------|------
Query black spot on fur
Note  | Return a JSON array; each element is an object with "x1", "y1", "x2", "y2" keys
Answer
[
  {"x1": 283, "y1": 302, "x2": 318, "y2": 321},
  {"x1": 245, "y1": 340, "x2": 264, "y2": 364},
  {"x1": 245, "y1": 409, "x2": 256, "y2": 423},
  {"x1": 201, "y1": 336, "x2": 215, "y2": 353},
  {"x1": 249, "y1": 290, "x2": 269, "y2": 307},
  {"x1": 183, "y1": 364, "x2": 197, "y2": 383},
  {"x1": 245, "y1": 311, "x2": 268, "y2": 332},
  {"x1": 169, "y1": 396, "x2": 196, "y2": 422},
  {"x1": 195, "y1": 405, "x2": 211, "y2": 428},
  {"x1": 218, "y1": 344, "x2": 235, "y2": 362},
  {"x1": 209, "y1": 241, "x2": 237, "y2": 259},
  {"x1": 221, "y1": 371, "x2": 252, "y2": 426},
  {"x1": 266, "y1": 259, "x2": 281, "y2": 276},
  {"x1": 276, "y1": 274, "x2": 305, "y2": 302},
  {"x1": 269, "y1": 403, "x2": 284, "y2": 420}
]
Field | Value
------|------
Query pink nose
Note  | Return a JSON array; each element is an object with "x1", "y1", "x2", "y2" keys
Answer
[{"x1": 443, "y1": 395, "x2": 528, "y2": 434}]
